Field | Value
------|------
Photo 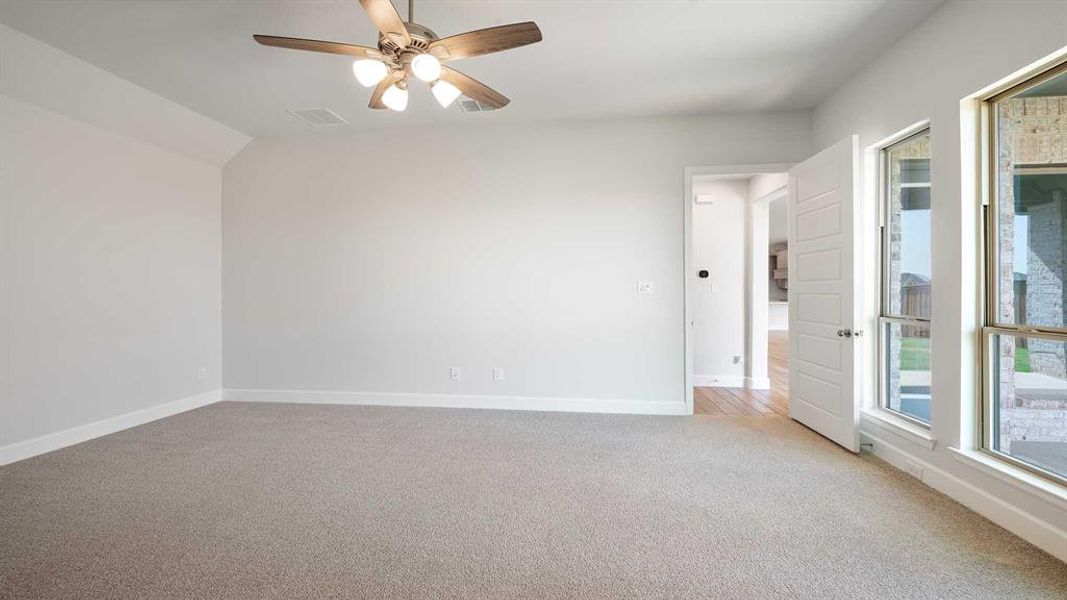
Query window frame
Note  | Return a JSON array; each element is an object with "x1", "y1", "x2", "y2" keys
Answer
[
  {"x1": 980, "y1": 58, "x2": 1067, "y2": 488},
  {"x1": 878, "y1": 128, "x2": 933, "y2": 429}
]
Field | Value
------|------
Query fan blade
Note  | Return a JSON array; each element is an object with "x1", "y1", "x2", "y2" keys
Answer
[
  {"x1": 253, "y1": 35, "x2": 384, "y2": 60},
  {"x1": 440, "y1": 67, "x2": 509, "y2": 109},
  {"x1": 359, "y1": 0, "x2": 411, "y2": 47},
  {"x1": 429, "y1": 22, "x2": 541, "y2": 61},
  {"x1": 369, "y1": 71, "x2": 404, "y2": 109}
]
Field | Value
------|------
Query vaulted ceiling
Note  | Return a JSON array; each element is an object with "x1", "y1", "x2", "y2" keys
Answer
[{"x1": 0, "y1": 0, "x2": 944, "y2": 136}]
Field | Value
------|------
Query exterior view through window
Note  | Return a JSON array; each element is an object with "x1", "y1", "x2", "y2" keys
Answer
[
  {"x1": 880, "y1": 130, "x2": 932, "y2": 425},
  {"x1": 986, "y1": 62, "x2": 1067, "y2": 484}
]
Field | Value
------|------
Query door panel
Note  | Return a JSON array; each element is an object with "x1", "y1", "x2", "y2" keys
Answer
[
  {"x1": 788, "y1": 136, "x2": 861, "y2": 452},
  {"x1": 796, "y1": 248, "x2": 841, "y2": 281},
  {"x1": 796, "y1": 204, "x2": 841, "y2": 240},
  {"x1": 797, "y1": 294, "x2": 840, "y2": 324},
  {"x1": 796, "y1": 373, "x2": 842, "y2": 414}
]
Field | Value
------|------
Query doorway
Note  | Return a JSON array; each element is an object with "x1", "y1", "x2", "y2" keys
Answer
[
  {"x1": 684, "y1": 166, "x2": 792, "y2": 417},
  {"x1": 684, "y1": 138, "x2": 864, "y2": 452}
]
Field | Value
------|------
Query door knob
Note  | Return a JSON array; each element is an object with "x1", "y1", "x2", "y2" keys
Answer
[{"x1": 837, "y1": 329, "x2": 853, "y2": 338}]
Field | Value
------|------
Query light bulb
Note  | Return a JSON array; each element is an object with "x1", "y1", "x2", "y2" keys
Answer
[
  {"x1": 410, "y1": 53, "x2": 441, "y2": 83},
  {"x1": 431, "y1": 80, "x2": 462, "y2": 108},
  {"x1": 381, "y1": 84, "x2": 408, "y2": 111},
  {"x1": 352, "y1": 59, "x2": 388, "y2": 87}
]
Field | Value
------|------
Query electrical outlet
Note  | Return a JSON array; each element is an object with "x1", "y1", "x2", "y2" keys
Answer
[
  {"x1": 493, "y1": 368, "x2": 504, "y2": 381},
  {"x1": 197, "y1": 367, "x2": 208, "y2": 381},
  {"x1": 450, "y1": 367, "x2": 461, "y2": 381}
]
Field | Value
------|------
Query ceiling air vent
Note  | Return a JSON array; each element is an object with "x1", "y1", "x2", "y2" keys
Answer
[
  {"x1": 288, "y1": 108, "x2": 349, "y2": 127},
  {"x1": 457, "y1": 99, "x2": 498, "y2": 113}
]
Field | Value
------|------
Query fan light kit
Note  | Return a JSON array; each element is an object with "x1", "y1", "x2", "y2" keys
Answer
[{"x1": 255, "y1": 0, "x2": 542, "y2": 112}]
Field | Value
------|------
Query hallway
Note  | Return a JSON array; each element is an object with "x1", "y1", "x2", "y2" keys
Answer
[{"x1": 694, "y1": 331, "x2": 789, "y2": 416}]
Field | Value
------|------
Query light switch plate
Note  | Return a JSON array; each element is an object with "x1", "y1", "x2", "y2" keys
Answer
[{"x1": 637, "y1": 281, "x2": 654, "y2": 294}]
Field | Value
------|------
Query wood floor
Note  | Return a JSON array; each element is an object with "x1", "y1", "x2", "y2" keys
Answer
[{"x1": 694, "y1": 331, "x2": 789, "y2": 416}]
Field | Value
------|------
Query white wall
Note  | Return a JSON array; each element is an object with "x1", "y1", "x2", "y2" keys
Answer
[
  {"x1": 692, "y1": 179, "x2": 748, "y2": 386},
  {"x1": 813, "y1": 0, "x2": 1067, "y2": 558},
  {"x1": 767, "y1": 197, "x2": 789, "y2": 247},
  {"x1": 748, "y1": 173, "x2": 788, "y2": 207},
  {"x1": 0, "y1": 24, "x2": 249, "y2": 166},
  {"x1": 0, "y1": 26, "x2": 245, "y2": 462},
  {"x1": 223, "y1": 113, "x2": 812, "y2": 410}
]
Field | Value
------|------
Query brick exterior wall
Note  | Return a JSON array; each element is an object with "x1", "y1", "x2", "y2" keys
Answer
[{"x1": 1027, "y1": 193, "x2": 1067, "y2": 378}]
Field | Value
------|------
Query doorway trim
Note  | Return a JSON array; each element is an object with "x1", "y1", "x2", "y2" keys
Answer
[{"x1": 684, "y1": 162, "x2": 797, "y2": 415}]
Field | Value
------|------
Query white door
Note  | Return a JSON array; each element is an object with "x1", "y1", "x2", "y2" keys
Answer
[{"x1": 788, "y1": 136, "x2": 861, "y2": 452}]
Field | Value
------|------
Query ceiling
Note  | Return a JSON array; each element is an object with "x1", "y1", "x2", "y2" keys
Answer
[{"x1": 0, "y1": 0, "x2": 943, "y2": 137}]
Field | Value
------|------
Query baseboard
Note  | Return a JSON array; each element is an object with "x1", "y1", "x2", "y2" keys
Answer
[
  {"x1": 692, "y1": 374, "x2": 745, "y2": 387},
  {"x1": 860, "y1": 430, "x2": 1067, "y2": 563},
  {"x1": 694, "y1": 374, "x2": 769, "y2": 389},
  {"x1": 224, "y1": 388, "x2": 688, "y2": 416},
  {"x1": 745, "y1": 377, "x2": 771, "y2": 390},
  {"x1": 0, "y1": 389, "x2": 222, "y2": 466}
]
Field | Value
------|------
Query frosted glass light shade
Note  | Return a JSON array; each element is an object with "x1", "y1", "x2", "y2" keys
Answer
[
  {"x1": 382, "y1": 84, "x2": 409, "y2": 111},
  {"x1": 352, "y1": 59, "x2": 388, "y2": 87},
  {"x1": 410, "y1": 53, "x2": 442, "y2": 82},
  {"x1": 431, "y1": 80, "x2": 462, "y2": 108}
]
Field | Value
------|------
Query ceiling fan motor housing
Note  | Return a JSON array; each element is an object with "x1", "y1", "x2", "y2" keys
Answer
[{"x1": 380, "y1": 22, "x2": 437, "y2": 56}]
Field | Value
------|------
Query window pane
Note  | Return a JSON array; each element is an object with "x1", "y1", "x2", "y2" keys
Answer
[
  {"x1": 994, "y1": 68, "x2": 1067, "y2": 329},
  {"x1": 885, "y1": 133, "x2": 931, "y2": 319},
  {"x1": 991, "y1": 333, "x2": 1067, "y2": 480},
  {"x1": 884, "y1": 321, "x2": 931, "y2": 424}
]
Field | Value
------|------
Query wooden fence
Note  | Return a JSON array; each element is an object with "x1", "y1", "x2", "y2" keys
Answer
[{"x1": 901, "y1": 283, "x2": 930, "y2": 337}]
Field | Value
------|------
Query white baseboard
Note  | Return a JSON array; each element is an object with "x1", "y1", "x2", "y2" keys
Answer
[
  {"x1": 745, "y1": 377, "x2": 771, "y2": 390},
  {"x1": 0, "y1": 389, "x2": 222, "y2": 466},
  {"x1": 860, "y1": 430, "x2": 1067, "y2": 563},
  {"x1": 693, "y1": 374, "x2": 745, "y2": 387},
  {"x1": 224, "y1": 388, "x2": 688, "y2": 416},
  {"x1": 694, "y1": 374, "x2": 769, "y2": 389}
]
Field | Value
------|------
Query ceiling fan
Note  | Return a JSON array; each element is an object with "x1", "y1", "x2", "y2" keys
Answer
[{"x1": 254, "y1": 0, "x2": 542, "y2": 112}]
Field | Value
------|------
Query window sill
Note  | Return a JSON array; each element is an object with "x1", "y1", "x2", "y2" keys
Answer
[
  {"x1": 948, "y1": 447, "x2": 1067, "y2": 512},
  {"x1": 860, "y1": 408, "x2": 936, "y2": 450}
]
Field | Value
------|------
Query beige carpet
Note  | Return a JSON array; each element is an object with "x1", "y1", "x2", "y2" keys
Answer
[{"x1": 2, "y1": 402, "x2": 1066, "y2": 599}]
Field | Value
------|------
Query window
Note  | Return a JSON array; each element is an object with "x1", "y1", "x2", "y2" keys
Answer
[
  {"x1": 879, "y1": 129, "x2": 932, "y2": 425},
  {"x1": 984, "y1": 61, "x2": 1067, "y2": 485}
]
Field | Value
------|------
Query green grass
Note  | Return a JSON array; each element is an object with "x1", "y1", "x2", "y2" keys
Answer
[
  {"x1": 1015, "y1": 347, "x2": 1031, "y2": 373},
  {"x1": 899, "y1": 337, "x2": 1030, "y2": 372},
  {"x1": 899, "y1": 337, "x2": 930, "y2": 371}
]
